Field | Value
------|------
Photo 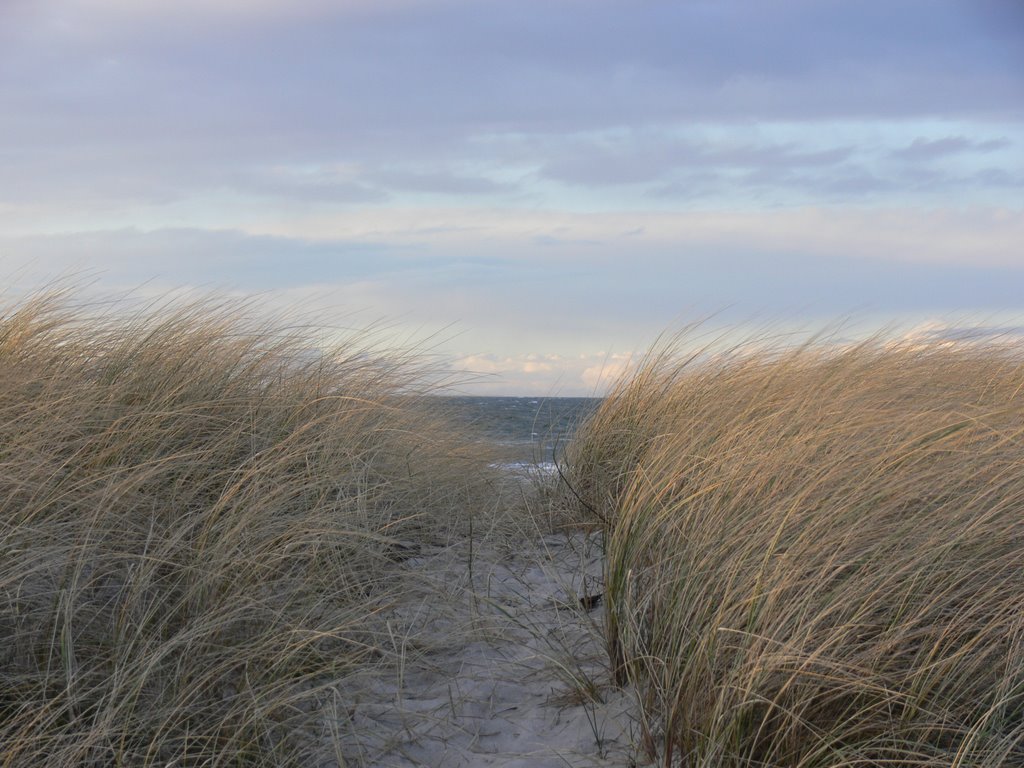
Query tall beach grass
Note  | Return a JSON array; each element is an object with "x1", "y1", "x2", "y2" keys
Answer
[
  {"x1": 0, "y1": 290, "x2": 502, "y2": 766},
  {"x1": 569, "y1": 333, "x2": 1024, "y2": 766}
]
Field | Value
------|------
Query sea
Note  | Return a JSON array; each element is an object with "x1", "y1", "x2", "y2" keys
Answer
[{"x1": 440, "y1": 396, "x2": 601, "y2": 473}]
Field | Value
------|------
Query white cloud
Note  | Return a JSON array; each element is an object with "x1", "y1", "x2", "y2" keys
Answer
[
  {"x1": 580, "y1": 354, "x2": 635, "y2": 392},
  {"x1": 449, "y1": 351, "x2": 638, "y2": 396},
  {"x1": 894, "y1": 318, "x2": 1024, "y2": 349}
]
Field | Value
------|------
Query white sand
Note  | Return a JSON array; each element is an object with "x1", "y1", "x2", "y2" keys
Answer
[{"x1": 327, "y1": 532, "x2": 649, "y2": 767}]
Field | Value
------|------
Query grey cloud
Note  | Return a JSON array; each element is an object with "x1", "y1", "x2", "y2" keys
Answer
[
  {"x1": 540, "y1": 149, "x2": 668, "y2": 187},
  {"x1": 894, "y1": 136, "x2": 1012, "y2": 161},
  {"x1": 4, "y1": 0, "x2": 1021, "y2": 151},
  {"x1": 540, "y1": 136, "x2": 856, "y2": 187},
  {"x1": 810, "y1": 171, "x2": 896, "y2": 198},
  {"x1": 229, "y1": 168, "x2": 388, "y2": 204},
  {"x1": 615, "y1": 249, "x2": 1024, "y2": 322},
  {"x1": 1, "y1": 228, "x2": 409, "y2": 291},
  {"x1": 734, "y1": 163, "x2": 901, "y2": 199},
  {"x1": 897, "y1": 164, "x2": 1024, "y2": 196},
  {"x1": 531, "y1": 234, "x2": 601, "y2": 248},
  {"x1": 539, "y1": 136, "x2": 886, "y2": 202},
  {"x1": 971, "y1": 168, "x2": 1024, "y2": 188},
  {"x1": 0, "y1": 0, "x2": 1020, "y2": 213},
  {"x1": 307, "y1": 228, "x2": 1024, "y2": 332},
  {"x1": 367, "y1": 170, "x2": 513, "y2": 196},
  {"x1": 627, "y1": 136, "x2": 1018, "y2": 203},
  {"x1": 646, "y1": 174, "x2": 729, "y2": 201},
  {"x1": 0, "y1": 151, "x2": 389, "y2": 209}
]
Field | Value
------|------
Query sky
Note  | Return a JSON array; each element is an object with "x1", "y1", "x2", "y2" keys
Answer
[{"x1": 1, "y1": 0, "x2": 1022, "y2": 395}]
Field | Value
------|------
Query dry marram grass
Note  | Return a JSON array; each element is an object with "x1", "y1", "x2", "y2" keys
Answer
[
  {"x1": 0, "y1": 291, "x2": 503, "y2": 766},
  {"x1": 569, "y1": 334, "x2": 1024, "y2": 767},
  {"x1": 8, "y1": 291, "x2": 1023, "y2": 767}
]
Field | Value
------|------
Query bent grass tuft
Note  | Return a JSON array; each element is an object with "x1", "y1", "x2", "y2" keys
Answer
[
  {"x1": 569, "y1": 332, "x2": 1024, "y2": 767},
  {"x1": 0, "y1": 290, "x2": 501, "y2": 766}
]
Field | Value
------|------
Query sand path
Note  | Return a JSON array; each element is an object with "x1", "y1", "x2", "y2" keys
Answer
[{"x1": 333, "y1": 532, "x2": 645, "y2": 767}]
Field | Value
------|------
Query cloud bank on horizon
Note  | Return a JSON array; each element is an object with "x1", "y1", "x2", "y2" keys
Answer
[{"x1": 1, "y1": 0, "x2": 1022, "y2": 394}]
